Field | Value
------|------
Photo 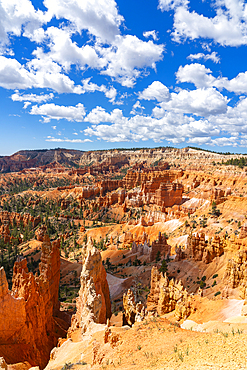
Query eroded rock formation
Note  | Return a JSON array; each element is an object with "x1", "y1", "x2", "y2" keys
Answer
[
  {"x1": 176, "y1": 233, "x2": 225, "y2": 263},
  {"x1": 69, "y1": 237, "x2": 111, "y2": 335},
  {"x1": 223, "y1": 250, "x2": 247, "y2": 291},
  {"x1": 0, "y1": 226, "x2": 60, "y2": 368},
  {"x1": 122, "y1": 289, "x2": 145, "y2": 326},
  {"x1": 146, "y1": 267, "x2": 195, "y2": 321},
  {"x1": 131, "y1": 232, "x2": 171, "y2": 262}
]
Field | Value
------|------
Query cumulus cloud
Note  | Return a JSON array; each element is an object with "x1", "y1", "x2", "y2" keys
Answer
[
  {"x1": 84, "y1": 106, "x2": 125, "y2": 125},
  {"x1": 0, "y1": 0, "x2": 48, "y2": 48},
  {"x1": 0, "y1": 55, "x2": 84, "y2": 93},
  {"x1": 154, "y1": 88, "x2": 229, "y2": 117},
  {"x1": 130, "y1": 101, "x2": 145, "y2": 115},
  {"x1": 100, "y1": 35, "x2": 164, "y2": 87},
  {"x1": 176, "y1": 63, "x2": 216, "y2": 89},
  {"x1": 28, "y1": 28, "x2": 164, "y2": 88},
  {"x1": 43, "y1": 0, "x2": 123, "y2": 43},
  {"x1": 176, "y1": 63, "x2": 247, "y2": 94},
  {"x1": 187, "y1": 136, "x2": 239, "y2": 147},
  {"x1": 171, "y1": 1, "x2": 247, "y2": 46},
  {"x1": 81, "y1": 78, "x2": 117, "y2": 103},
  {"x1": 187, "y1": 52, "x2": 220, "y2": 63},
  {"x1": 138, "y1": 81, "x2": 170, "y2": 102},
  {"x1": 30, "y1": 27, "x2": 104, "y2": 72},
  {"x1": 83, "y1": 105, "x2": 221, "y2": 143},
  {"x1": 11, "y1": 91, "x2": 54, "y2": 103},
  {"x1": 30, "y1": 103, "x2": 86, "y2": 122},
  {"x1": 143, "y1": 30, "x2": 159, "y2": 40}
]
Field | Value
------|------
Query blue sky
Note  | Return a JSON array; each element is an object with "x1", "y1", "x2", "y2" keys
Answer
[{"x1": 1, "y1": 0, "x2": 247, "y2": 155}]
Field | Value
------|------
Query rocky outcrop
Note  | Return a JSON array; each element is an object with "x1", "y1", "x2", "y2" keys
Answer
[
  {"x1": 223, "y1": 250, "x2": 247, "y2": 291},
  {"x1": 177, "y1": 233, "x2": 225, "y2": 263},
  {"x1": 69, "y1": 237, "x2": 111, "y2": 335},
  {"x1": 154, "y1": 181, "x2": 183, "y2": 208},
  {"x1": 0, "y1": 226, "x2": 60, "y2": 368},
  {"x1": 0, "y1": 211, "x2": 41, "y2": 229},
  {"x1": 123, "y1": 169, "x2": 183, "y2": 190},
  {"x1": 131, "y1": 232, "x2": 171, "y2": 263},
  {"x1": 122, "y1": 289, "x2": 145, "y2": 326},
  {"x1": 239, "y1": 223, "x2": 247, "y2": 239},
  {"x1": 0, "y1": 149, "x2": 84, "y2": 173},
  {"x1": 146, "y1": 267, "x2": 195, "y2": 321},
  {"x1": 222, "y1": 249, "x2": 247, "y2": 316},
  {"x1": 150, "y1": 232, "x2": 171, "y2": 262}
]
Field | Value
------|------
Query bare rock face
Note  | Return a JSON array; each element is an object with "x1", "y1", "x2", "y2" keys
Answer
[
  {"x1": 130, "y1": 232, "x2": 171, "y2": 263},
  {"x1": 223, "y1": 250, "x2": 247, "y2": 291},
  {"x1": 154, "y1": 181, "x2": 183, "y2": 208},
  {"x1": 179, "y1": 233, "x2": 225, "y2": 263},
  {"x1": 0, "y1": 211, "x2": 40, "y2": 229},
  {"x1": 146, "y1": 267, "x2": 194, "y2": 321},
  {"x1": 239, "y1": 223, "x2": 247, "y2": 239},
  {"x1": 69, "y1": 237, "x2": 111, "y2": 335},
  {"x1": 150, "y1": 232, "x2": 171, "y2": 262},
  {"x1": 0, "y1": 357, "x2": 7, "y2": 370},
  {"x1": 122, "y1": 289, "x2": 145, "y2": 326},
  {"x1": 0, "y1": 226, "x2": 60, "y2": 369}
]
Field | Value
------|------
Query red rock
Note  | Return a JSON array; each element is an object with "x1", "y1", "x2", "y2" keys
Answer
[{"x1": 0, "y1": 226, "x2": 60, "y2": 368}]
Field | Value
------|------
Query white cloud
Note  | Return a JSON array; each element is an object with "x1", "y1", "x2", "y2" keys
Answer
[
  {"x1": 176, "y1": 63, "x2": 247, "y2": 94},
  {"x1": 52, "y1": 125, "x2": 56, "y2": 130},
  {"x1": 100, "y1": 35, "x2": 164, "y2": 87},
  {"x1": 83, "y1": 106, "x2": 221, "y2": 143},
  {"x1": 43, "y1": 0, "x2": 123, "y2": 43},
  {"x1": 23, "y1": 102, "x2": 31, "y2": 109},
  {"x1": 143, "y1": 30, "x2": 159, "y2": 40},
  {"x1": 130, "y1": 101, "x2": 145, "y2": 115},
  {"x1": 176, "y1": 63, "x2": 216, "y2": 88},
  {"x1": 28, "y1": 28, "x2": 164, "y2": 89},
  {"x1": 31, "y1": 27, "x2": 104, "y2": 72},
  {"x1": 217, "y1": 71, "x2": 247, "y2": 94},
  {"x1": 171, "y1": 1, "x2": 247, "y2": 46},
  {"x1": 187, "y1": 52, "x2": 220, "y2": 63},
  {"x1": 0, "y1": 55, "x2": 84, "y2": 93},
  {"x1": 81, "y1": 78, "x2": 117, "y2": 103},
  {"x1": 30, "y1": 103, "x2": 86, "y2": 122},
  {"x1": 158, "y1": 0, "x2": 189, "y2": 11},
  {"x1": 138, "y1": 81, "x2": 170, "y2": 102},
  {"x1": 46, "y1": 136, "x2": 92, "y2": 143},
  {"x1": 187, "y1": 136, "x2": 239, "y2": 147},
  {"x1": 0, "y1": 0, "x2": 48, "y2": 48},
  {"x1": 84, "y1": 106, "x2": 125, "y2": 125},
  {"x1": 11, "y1": 91, "x2": 54, "y2": 103},
  {"x1": 156, "y1": 87, "x2": 228, "y2": 117}
]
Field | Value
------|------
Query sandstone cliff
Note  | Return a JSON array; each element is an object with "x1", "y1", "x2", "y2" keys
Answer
[{"x1": 0, "y1": 226, "x2": 60, "y2": 369}]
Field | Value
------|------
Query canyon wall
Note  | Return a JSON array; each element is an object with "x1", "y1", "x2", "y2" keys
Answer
[{"x1": 0, "y1": 226, "x2": 60, "y2": 368}]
